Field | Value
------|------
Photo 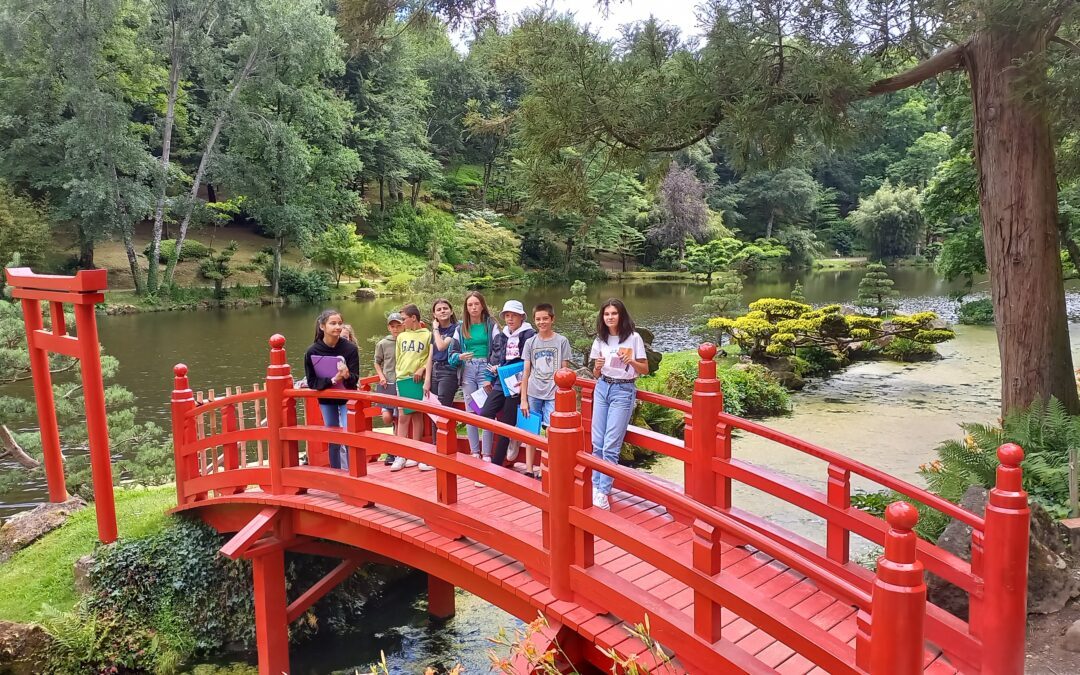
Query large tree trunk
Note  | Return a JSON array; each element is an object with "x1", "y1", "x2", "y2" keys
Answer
[
  {"x1": 765, "y1": 212, "x2": 775, "y2": 239},
  {"x1": 148, "y1": 22, "x2": 183, "y2": 294},
  {"x1": 967, "y1": 28, "x2": 1080, "y2": 414},
  {"x1": 271, "y1": 237, "x2": 284, "y2": 297},
  {"x1": 76, "y1": 223, "x2": 95, "y2": 269},
  {"x1": 120, "y1": 223, "x2": 145, "y2": 295}
]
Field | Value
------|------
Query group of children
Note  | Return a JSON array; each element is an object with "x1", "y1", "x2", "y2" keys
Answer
[{"x1": 302, "y1": 292, "x2": 648, "y2": 510}]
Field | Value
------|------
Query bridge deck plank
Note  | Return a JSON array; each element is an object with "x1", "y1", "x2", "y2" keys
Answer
[{"x1": 182, "y1": 457, "x2": 956, "y2": 674}]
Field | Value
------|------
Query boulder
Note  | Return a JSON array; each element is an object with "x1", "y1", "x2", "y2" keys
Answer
[
  {"x1": 0, "y1": 496, "x2": 86, "y2": 564},
  {"x1": 73, "y1": 554, "x2": 95, "y2": 595},
  {"x1": 926, "y1": 485, "x2": 1080, "y2": 619},
  {"x1": 1064, "y1": 619, "x2": 1080, "y2": 653},
  {"x1": 772, "y1": 370, "x2": 805, "y2": 391},
  {"x1": 354, "y1": 287, "x2": 378, "y2": 300},
  {"x1": 0, "y1": 621, "x2": 50, "y2": 675}
]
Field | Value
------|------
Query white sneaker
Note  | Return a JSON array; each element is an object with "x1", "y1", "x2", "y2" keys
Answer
[
  {"x1": 482, "y1": 456, "x2": 491, "y2": 463},
  {"x1": 506, "y1": 443, "x2": 520, "y2": 462},
  {"x1": 471, "y1": 452, "x2": 481, "y2": 459},
  {"x1": 390, "y1": 457, "x2": 406, "y2": 472},
  {"x1": 592, "y1": 492, "x2": 610, "y2": 510},
  {"x1": 418, "y1": 462, "x2": 435, "y2": 471},
  {"x1": 474, "y1": 480, "x2": 484, "y2": 487},
  {"x1": 405, "y1": 459, "x2": 418, "y2": 468}
]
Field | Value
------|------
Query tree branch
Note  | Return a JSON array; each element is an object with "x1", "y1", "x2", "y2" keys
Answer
[
  {"x1": 1050, "y1": 35, "x2": 1080, "y2": 56},
  {"x1": 866, "y1": 43, "x2": 967, "y2": 96},
  {"x1": 0, "y1": 424, "x2": 39, "y2": 469}
]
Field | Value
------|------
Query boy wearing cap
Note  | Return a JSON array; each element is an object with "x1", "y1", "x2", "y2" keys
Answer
[
  {"x1": 480, "y1": 300, "x2": 536, "y2": 468},
  {"x1": 374, "y1": 312, "x2": 403, "y2": 464}
]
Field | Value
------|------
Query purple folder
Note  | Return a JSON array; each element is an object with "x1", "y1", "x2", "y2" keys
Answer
[{"x1": 312, "y1": 355, "x2": 345, "y2": 389}]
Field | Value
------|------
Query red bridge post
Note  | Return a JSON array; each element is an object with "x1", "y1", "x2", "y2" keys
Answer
[
  {"x1": 171, "y1": 365, "x2": 196, "y2": 505},
  {"x1": 690, "y1": 343, "x2": 722, "y2": 508},
  {"x1": 976, "y1": 443, "x2": 1029, "y2": 675},
  {"x1": 867, "y1": 501, "x2": 926, "y2": 675},
  {"x1": 548, "y1": 368, "x2": 582, "y2": 601},
  {"x1": 265, "y1": 334, "x2": 292, "y2": 494}
]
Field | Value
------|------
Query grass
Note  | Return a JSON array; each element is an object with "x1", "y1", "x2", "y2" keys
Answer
[
  {"x1": 368, "y1": 243, "x2": 426, "y2": 278},
  {"x1": 0, "y1": 486, "x2": 176, "y2": 622},
  {"x1": 812, "y1": 257, "x2": 868, "y2": 270}
]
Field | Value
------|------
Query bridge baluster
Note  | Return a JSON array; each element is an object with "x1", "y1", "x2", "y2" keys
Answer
[
  {"x1": 171, "y1": 364, "x2": 196, "y2": 505},
  {"x1": 264, "y1": 334, "x2": 291, "y2": 495},
  {"x1": 548, "y1": 368, "x2": 582, "y2": 601},
  {"x1": 690, "y1": 343, "x2": 723, "y2": 508},
  {"x1": 975, "y1": 443, "x2": 1029, "y2": 675},
  {"x1": 435, "y1": 417, "x2": 457, "y2": 505},
  {"x1": 864, "y1": 501, "x2": 926, "y2": 675},
  {"x1": 692, "y1": 519, "x2": 723, "y2": 643},
  {"x1": 826, "y1": 464, "x2": 851, "y2": 564}
]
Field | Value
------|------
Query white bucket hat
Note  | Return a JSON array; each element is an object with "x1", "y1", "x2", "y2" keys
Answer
[{"x1": 501, "y1": 300, "x2": 526, "y2": 316}]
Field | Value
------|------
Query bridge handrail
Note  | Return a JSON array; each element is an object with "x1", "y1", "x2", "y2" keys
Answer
[{"x1": 716, "y1": 412, "x2": 985, "y2": 531}]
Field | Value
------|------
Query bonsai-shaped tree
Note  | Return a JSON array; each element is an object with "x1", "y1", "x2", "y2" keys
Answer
[
  {"x1": 790, "y1": 280, "x2": 807, "y2": 303},
  {"x1": 856, "y1": 263, "x2": 899, "y2": 317},
  {"x1": 198, "y1": 242, "x2": 240, "y2": 300}
]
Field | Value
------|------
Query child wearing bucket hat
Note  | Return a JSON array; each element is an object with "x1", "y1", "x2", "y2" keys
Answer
[{"x1": 479, "y1": 299, "x2": 536, "y2": 470}]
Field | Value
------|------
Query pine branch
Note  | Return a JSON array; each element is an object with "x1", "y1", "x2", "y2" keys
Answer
[
  {"x1": 866, "y1": 44, "x2": 967, "y2": 96},
  {"x1": 0, "y1": 424, "x2": 40, "y2": 469}
]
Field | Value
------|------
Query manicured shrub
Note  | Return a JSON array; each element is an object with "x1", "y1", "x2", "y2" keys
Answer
[
  {"x1": 275, "y1": 265, "x2": 331, "y2": 303},
  {"x1": 143, "y1": 239, "x2": 210, "y2": 263},
  {"x1": 957, "y1": 298, "x2": 994, "y2": 325}
]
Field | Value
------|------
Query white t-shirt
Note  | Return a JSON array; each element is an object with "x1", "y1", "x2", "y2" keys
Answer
[{"x1": 590, "y1": 332, "x2": 646, "y2": 380}]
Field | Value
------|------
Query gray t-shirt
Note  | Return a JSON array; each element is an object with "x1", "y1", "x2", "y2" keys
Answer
[
  {"x1": 374, "y1": 336, "x2": 397, "y2": 382},
  {"x1": 522, "y1": 333, "x2": 572, "y2": 400}
]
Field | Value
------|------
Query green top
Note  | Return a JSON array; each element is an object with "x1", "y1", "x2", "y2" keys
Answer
[{"x1": 461, "y1": 321, "x2": 489, "y2": 359}]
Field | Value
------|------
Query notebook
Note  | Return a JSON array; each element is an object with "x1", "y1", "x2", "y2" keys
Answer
[
  {"x1": 468, "y1": 388, "x2": 488, "y2": 414},
  {"x1": 396, "y1": 377, "x2": 424, "y2": 415},
  {"x1": 516, "y1": 408, "x2": 542, "y2": 435}
]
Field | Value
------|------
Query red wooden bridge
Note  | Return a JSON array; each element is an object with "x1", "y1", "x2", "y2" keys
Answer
[{"x1": 167, "y1": 335, "x2": 1030, "y2": 675}]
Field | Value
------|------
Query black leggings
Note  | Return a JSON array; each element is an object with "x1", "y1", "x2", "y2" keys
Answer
[
  {"x1": 430, "y1": 362, "x2": 459, "y2": 439},
  {"x1": 481, "y1": 387, "x2": 520, "y2": 466}
]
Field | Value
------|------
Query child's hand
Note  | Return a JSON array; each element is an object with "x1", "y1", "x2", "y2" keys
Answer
[
  {"x1": 617, "y1": 347, "x2": 633, "y2": 362},
  {"x1": 378, "y1": 375, "x2": 387, "y2": 387},
  {"x1": 483, "y1": 380, "x2": 493, "y2": 392},
  {"x1": 412, "y1": 371, "x2": 423, "y2": 382},
  {"x1": 520, "y1": 402, "x2": 529, "y2": 418},
  {"x1": 460, "y1": 351, "x2": 474, "y2": 362},
  {"x1": 593, "y1": 357, "x2": 605, "y2": 375},
  {"x1": 336, "y1": 361, "x2": 350, "y2": 378}
]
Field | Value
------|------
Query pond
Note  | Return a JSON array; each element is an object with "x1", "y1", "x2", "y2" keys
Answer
[{"x1": 5, "y1": 265, "x2": 1080, "y2": 673}]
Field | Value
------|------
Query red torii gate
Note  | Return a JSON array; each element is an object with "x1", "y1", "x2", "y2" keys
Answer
[{"x1": 6, "y1": 267, "x2": 117, "y2": 543}]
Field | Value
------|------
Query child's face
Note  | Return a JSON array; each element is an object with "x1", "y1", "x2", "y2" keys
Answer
[
  {"x1": 322, "y1": 314, "x2": 343, "y2": 339},
  {"x1": 402, "y1": 314, "x2": 420, "y2": 329},
  {"x1": 433, "y1": 302, "x2": 452, "y2": 324},
  {"x1": 503, "y1": 311, "x2": 523, "y2": 330},
  {"x1": 388, "y1": 321, "x2": 403, "y2": 337},
  {"x1": 534, "y1": 310, "x2": 554, "y2": 333}
]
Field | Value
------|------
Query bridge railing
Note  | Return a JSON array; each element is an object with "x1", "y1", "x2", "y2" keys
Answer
[{"x1": 171, "y1": 336, "x2": 1028, "y2": 675}]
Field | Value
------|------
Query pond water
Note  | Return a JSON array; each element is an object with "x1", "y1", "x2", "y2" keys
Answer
[{"x1": 5, "y1": 266, "x2": 1080, "y2": 672}]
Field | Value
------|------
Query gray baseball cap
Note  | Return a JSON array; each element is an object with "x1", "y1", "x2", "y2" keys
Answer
[{"x1": 386, "y1": 312, "x2": 404, "y2": 324}]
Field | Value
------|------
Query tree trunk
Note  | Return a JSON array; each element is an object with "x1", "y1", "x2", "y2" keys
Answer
[
  {"x1": 148, "y1": 22, "x2": 183, "y2": 294},
  {"x1": 481, "y1": 161, "x2": 492, "y2": 205},
  {"x1": 410, "y1": 180, "x2": 420, "y2": 207},
  {"x1": 765, "y1": 212, "x2": 775, "y2": 239},
  {"x1": 164, "y1": 41, "x2": 259, "y2": 287},
  {"x1": 378, "y1": 176, "x2": 385, "y2": 211},
  {"x1": 271, "y1": 238, "x2": 283, "y2": 297},
  {"x1": 120, "y1": 223, "x2": 145, "y2": 295},
  {"x1": 621, "y1": 253, "x2": 627, "y2": 272},
  {"x1": 967, "y1": 28, "x2": 1080, "y2": 414},
  {"x1": 76, "y1": 223, "x2": 95, "y2": 269}
]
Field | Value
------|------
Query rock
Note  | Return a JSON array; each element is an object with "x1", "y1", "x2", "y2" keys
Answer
[
  {"x1": 927, "y1": 485, "x2": 1080, "y2": 619},
  {"x1": 73, "y1": 554, "x2": 95, "y2": 595},
  {"x1": 0, "y1": 620, "x2": 50, "y2": 675},
  {"x1": 1064, "y1": 619, "x2": 1080, "y2": 653},
  {"x1": 354, "y1": 287, "x2": 378, "y2": 300},
  {"x1": 0, "y1": 497, "x2": 86, "y2": 564},
  {"x1": 772, "y1": 370, "x2": 805, "y2": 391}
]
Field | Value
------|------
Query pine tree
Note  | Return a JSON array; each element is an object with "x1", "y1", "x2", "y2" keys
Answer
[
  {"x1": 692, "y1": 271, "x2": 745, "y2": 344},
  {"x1": 856, "y1": 263, "x2": 899, "y2": 317},
  {"x1": 790, "y1": 280, "x2": 807, "y2": 304}
]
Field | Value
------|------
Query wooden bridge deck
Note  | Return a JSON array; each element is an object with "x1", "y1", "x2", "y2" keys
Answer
[{"x1": 177, "y1": 459, "x2": 959, "y2": 674}]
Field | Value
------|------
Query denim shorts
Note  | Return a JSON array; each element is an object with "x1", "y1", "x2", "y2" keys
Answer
[{"x1": 527, "y1": 396, "x2": 555, "y2": 428}]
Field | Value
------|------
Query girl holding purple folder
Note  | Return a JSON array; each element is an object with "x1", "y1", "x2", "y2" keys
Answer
[{"x1": 304, "y1": 309, "x2": 359, "y2": 470}]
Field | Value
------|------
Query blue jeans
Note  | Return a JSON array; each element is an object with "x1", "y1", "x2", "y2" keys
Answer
[
  {"x1": 319, "y1": 401, "x2": 348, "y2": 470},
  {"x1": 590, "y1": 380, "x2": 636, "y2": 496},
  {"x1": 461, "y1": 358, "x2": 493, "y2": 457},
  {"x1": 527, "y1": 396, "x2": 555, "y2": 428}
]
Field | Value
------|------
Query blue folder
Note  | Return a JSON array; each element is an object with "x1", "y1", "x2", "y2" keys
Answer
[
  {"x1": 516, "y1": 408, "x2": 542, "y2": 435},
  {"x1": 496, "y1": 361, "x2": 525, "y2": 397}
]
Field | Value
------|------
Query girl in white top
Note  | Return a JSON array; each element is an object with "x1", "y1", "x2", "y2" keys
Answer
[{"x1": 588, "y1": 299, "x2": 648, "y2": 510}]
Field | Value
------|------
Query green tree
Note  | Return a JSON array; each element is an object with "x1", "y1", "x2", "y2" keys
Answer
[
  {"x1": 0, "y1": 183, "x2": 51, "y2": 271},
  {"x1": 849, "y1": 182, "x2": 924, "y2": 260},
  {"x1": 886, "y1": 131, "x2": 952, "y2": 188},
  {"x1": 312, "y1": 224, "x2": 372, "y2": 286},
  {"x1": 455, "y1": 213, "x2": 521, "y2": 277},
  {"x1": 735, "y1": 168, "x2": 819, "y2": 240},
  {"x1": 856, "y1": 263, "x2": 900, "y2": 318},
  {"x1": 691, "y1": 271, "x2": 745, "y2": 343},
  {"x1": 790, "y1": 281, "x2": 806, "y2": 303},
  {"x1": 198, "y1": 241, "x2": 239, "y2": 299},
  {"x1": 685, "y1": 238, "x2": 741, "y2": 283}
]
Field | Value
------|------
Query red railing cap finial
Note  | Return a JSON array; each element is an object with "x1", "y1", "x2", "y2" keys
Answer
[
  {"x1": 997, "y1": 442, "x2": 1024, "y2": 466},
  {"x1": 269, "y1": 334, "x2": 286, "y2": 349},
  {"x1": 173, "y1": 363, "x2": 188, "y2": 377},
  {"x1": 885, "y1": 501, "x2": 918, "y2": 532},
  {"x1": 698, "y1": 342, "x2": 717, "y2": 360},
  {"x1": 555, "y1": 368, "x2": 576, "y2": 389}
]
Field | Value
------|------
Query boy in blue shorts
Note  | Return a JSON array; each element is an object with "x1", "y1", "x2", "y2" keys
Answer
[{"x1": 519, "y1": 303, "x2": 572, "y2": 479}]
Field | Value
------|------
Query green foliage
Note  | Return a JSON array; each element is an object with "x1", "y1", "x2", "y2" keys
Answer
[
  {"x1": 789, "y1": 281, "x2": 807, "y2": 303},
  {"x1": 367, "y1": 244, "x2": 426, "y2": 278},
  {"x1": 915, "y1": 398, "x2": 1080, "y2": 541},
  {"x1": 385, "y1": 272, "x2": 416, "y2": 295},
  {"x1": 455, "y1": 211, "x2": 522, "y2": 276},
  {"x1": 370, "y1": 203, "x2": 457, "y2": 257},
  {"x1": 935, "y1": 224, "x2": 986, "y2": 289},
  {"x1": 144, "y1": 238, "x2": 210, "y2": 263},
  {"x1": 685, "y1": 238, "x2": 742, "y2": 282},
  {"x1": 312, "y1": 223, "x2": 372, "y2": 286},
  {"x1": 198, "y1": 242, "x2": 239, "y2": 299},
  {"x1": 273, "y1": 265, "x2": 331, "y2": 303},
  {"x1": 850, "y1": 182, "x2": 923, "y2": 260},
  {"x1": 559, "y1": 280, "x2": 599, "y2": 361},
  {"x1": 957, "y1": 298, "x2": 994, "y2": 325},
  {"x1": 731, "y1": 238, "x2": 789, "y2": 272},
  {"x1": 690, "y1": 272, "x2": 745, "y2": 343},
  {"x1": 855, "y1": 263, "x2": 899, "y2": 317},
  {"x1": 0, "y1": 182, "x2": 50, "y2": 271},
  {"x1": 881, "y1": 337, "x2": 937, "y2": 361}
]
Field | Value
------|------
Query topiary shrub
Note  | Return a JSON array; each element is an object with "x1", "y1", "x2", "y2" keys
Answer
[
  {"x1": 957, "y1": 298, "x2": 994, "y2": 325},
  {"x1": 276, "y1": 265, "x2": 331, "y2": 303},
  {"x1": 144, "y1": 239, "x2": 210, "y2": 263},
  {"x1": 882, "y1": 336, "x2": 938, "y2": 361}
]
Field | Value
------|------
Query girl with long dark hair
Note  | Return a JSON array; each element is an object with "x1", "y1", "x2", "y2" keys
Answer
[
  {"x1": 303, "y1": 309, "x2": 360, "y2": 470},
  {"x1": 425, "y1": 298, "x2": 460, "y2": 415},
  {"x1": 448, "y1": 291, "x2": 499, "y2": 459},
  {"x1": 588, "y1": 299, "x2": 648, "y2": 510}
]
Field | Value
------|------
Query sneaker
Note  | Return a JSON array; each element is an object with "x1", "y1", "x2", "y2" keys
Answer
[
  {"x1": 525, "y1": 471, "x2": 540, "y2": 481},
  {"x1": 384, "y1": 455, "x2": 395, "y2": 466},
  {"x1": 404, "y1": 459, "x2": 418, "y2": 468},
  {"x1": 418, "y1": 462, "x2": 435, "y2": 471},
  {"x1": 592, "y1": 492, "x2": 610, "y2": 510},
  {"x1": 506, "y1": 443, "x2": 520, "y2": 462},
  {"x1": 482, "y1": 456, "x2": 491, "y2": 463},
  {"x1": 474, "y1": 480, "x2": 484, "y2": 487},
  {"x1": 471, "y1": 452, "x2": 481, "y2": 459},
  {"x1": 390, "y1": 457, "x2": 406, "y2": 472}
]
